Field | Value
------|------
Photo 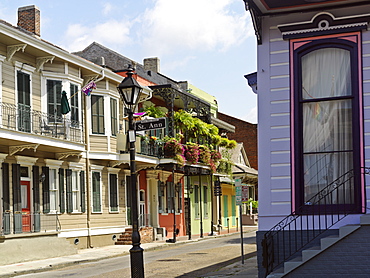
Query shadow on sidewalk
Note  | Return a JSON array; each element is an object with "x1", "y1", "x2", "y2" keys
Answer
[{"x1": 174, "y1": 251, "x2": 257, "y2": 278}]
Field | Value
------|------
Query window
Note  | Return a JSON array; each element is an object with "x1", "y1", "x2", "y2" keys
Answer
[
  {"x1": 203, "y1": 186, "x2": 208, "y2": 217},
  {"x1": 49, "y1": 169, "x2": 59, "y2": 212},
  {"x1": 47, "y1": 80, "x2": 62, "y2": 122},
  {"x1": 166, "y1": 182, "x2": 174, "y2": 213},
  {"x1": 70, "y1": 84, "x2": 79, "y2": 124},
  {"x1": 72, "y1": 171, "x2": 80, "y2": 212},
  {"x1": 110, "y1": 98, "x2": 118, "y2": 136},
  {"x1": 17, "y1": 71, "x2": 31, "y2": 132},
  {"x1": 176, "y1": 183, "x2": 182, "y2": 213},
  {"x1": 158, "y1": 181, "x2": 165, "y2": 213},
  {"x1": 92, "y1": 171, "x2": 101, "y2": 212},
  {"x1": 109, "y1": 173, "x2": 118, "y2": 212},
  {"x1": 194, "y1": 184, "x2": 200, "y2": 218},
  {"x1": 292, "y1": 33, "x2": 363, "y2": 212},
  {"x1": 91, "y1": 95, "x2": 104, "y2": 134}
]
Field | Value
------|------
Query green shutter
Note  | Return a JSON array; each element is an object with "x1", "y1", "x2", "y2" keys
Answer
[
  {"x1": 109, "y1": 173, "x2": 118, "y2": 211},
  {"x1": 42, "y1": 166, "x2": 50, "y2": 213},
  {"x1": 32, "y1": 165, "x2": 40, "y2": 212},
  {"x1": 92, "y1": 172, "x2": 101, "y2": 212},
  {"x1": 2, "y1": 163, "x2": 10, "y2": 211},
  {"x1": 59, "y1": 168, "x2": 65, "y2": 213},
  {"x1": 80, "y1": 171, "x2": 85, "y2": 213},
  {"x1": 66, "y1": 169, "x2": 72, "y2": 213},
  {"x1": 12, "y1": 164, "x2": 21, "y2": 212}
]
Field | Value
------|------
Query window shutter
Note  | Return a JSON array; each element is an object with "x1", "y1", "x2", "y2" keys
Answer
[
  {"x1": 12, "y1": 164, "x2": 21, "y2": 212},
  {"x1": 42, "y1": 166, "x2": 50, "y2": 213},
  {"x1": 80, "y1": 171, "x2": 86, "y2": 213},
  {"x1": 66, "y1": 169, "x2": 73, "y2": 213},
  {"x1": 32, "y1": 165, "x2": 40, "y2": 212},
  {"x1": 59, "y1": 168, "x2": 65, "y2": 213},
  {"x1": 2, "y1": 163, "x2": 10, "y2": 211},
  {"x1": 109, "y1": 174, "x2": 118, "y2": 211},
  {"x1": 92, "y1": 172, "x2": 101, "y2": 212}
]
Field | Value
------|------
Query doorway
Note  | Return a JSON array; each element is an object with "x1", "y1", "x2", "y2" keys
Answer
[{"x1": 21, "y1": 180, "x2": 31, "y2": 232}]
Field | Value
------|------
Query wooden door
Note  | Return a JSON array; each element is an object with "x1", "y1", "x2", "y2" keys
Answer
[{"x1": 21, "y1": 181, "x2": 31, "y2": 232}]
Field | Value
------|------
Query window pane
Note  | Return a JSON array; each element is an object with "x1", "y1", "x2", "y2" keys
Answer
[
  {"x1": 302, "y1": 48, "x2": 351, "y2": 100},
  {"x1": 303, "y1": 99, "x2": 352, "y2": 153}
]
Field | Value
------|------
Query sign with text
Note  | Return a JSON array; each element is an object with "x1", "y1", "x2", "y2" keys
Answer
[
  {"x1": 235, "y1": 178, "x2": 242, "y2": 205},
  {"x1": 135, "y1": 117, "x2": 166, "y2": 132}
]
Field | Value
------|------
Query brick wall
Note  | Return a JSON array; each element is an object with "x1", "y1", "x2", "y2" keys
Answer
[
  {"x1": 17, "y1": 6, "x2": 40, "y2": 36},
  {"x1": 217, "y1": 112, "x2": 258, "y2": 170}
]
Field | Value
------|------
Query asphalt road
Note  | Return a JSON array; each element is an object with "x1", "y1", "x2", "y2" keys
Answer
[{"x1": 16, "y1": 232, "x2": 256, "y2": 278}]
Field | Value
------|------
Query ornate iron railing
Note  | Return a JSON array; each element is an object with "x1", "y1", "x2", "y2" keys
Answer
[
  {"x1": 139, "y1": 140, "x2": 164, "y2": 158},
  {"x1": 0, "y1": 102, "x2": 84, "y2": 144},
  {"x1": 1, "y1": 212, "x2": 60, "y2": 235},
  {"x1": 262, "y1": 167, "x2": 366, "y2": 277}
]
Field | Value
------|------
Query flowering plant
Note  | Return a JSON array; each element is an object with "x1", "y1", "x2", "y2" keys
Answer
[
  {"x1": 210, "y1": 150, "x2": 222, "y2": 162},
  {"x1": 164, "y1": 138, "x2": 184, "y2": 158},
  {"x1": 184, "y1": 143, "x2": 200, "y2": 164},
  {"x1": 198, "y1": 145, "x2": 211, "y2": 164}
]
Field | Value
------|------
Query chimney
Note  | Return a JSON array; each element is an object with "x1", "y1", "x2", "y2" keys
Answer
[
  {"x1": 17, "y1": 5, "x2": 40, "y2": 36},
  {"x1": 144, "y1": 57, "x2": 160, "y2": 73}
]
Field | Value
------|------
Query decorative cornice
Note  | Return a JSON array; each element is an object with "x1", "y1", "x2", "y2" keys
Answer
[
  {"x1": 279, "y1": 12, "x2": 370, "y2": 39},
  {"x1": 36, "y1": 56, "x2": 55, "y2": 71},
  {"x1": 146, "y1": 170, "x2": 159, "y2": 179},
  {"x1": 9, "y1": 144, "x2": 39, "y2": 156},
  {"x1": 7, "y1": 44, "x2": 27, "y2": 61}
]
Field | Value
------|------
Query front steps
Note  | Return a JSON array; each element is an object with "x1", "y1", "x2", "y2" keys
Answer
[
  {"x1": 266, "y1": 216, "x2": 370, "y2": 278},
  {"x1": 115, "y1": 228, "x2": 132, "y2": 245}
]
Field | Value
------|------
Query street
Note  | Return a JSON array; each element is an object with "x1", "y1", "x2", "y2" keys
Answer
[{"x1": 15, "y1": 232, "x2": 256, "y2": 278}]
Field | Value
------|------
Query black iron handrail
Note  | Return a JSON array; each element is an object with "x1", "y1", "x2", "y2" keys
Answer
[
  {"x1": 0, "y1": 102, "x2": 84, "y2": 143},
  {"x1": 262, "y1": 167, "x2": 367, "y2": 277}
]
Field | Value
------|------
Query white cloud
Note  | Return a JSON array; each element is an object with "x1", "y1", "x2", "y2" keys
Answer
[
  {"x1": 102, "y1": 3, "x2": 113, "y2": 16},
  {"x1": 140, "y1": 0, "x2": 253, "y2": 56},
  {"x1": 242, "y1": 106, "x2": 257, "y2": 124},
  {"x1": 61, "y1": 20, "x2": 132, "y2": 52}
]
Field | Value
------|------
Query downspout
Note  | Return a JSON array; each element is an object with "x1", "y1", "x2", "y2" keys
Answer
[
  {"x1": 84, "y1": 89, "x2": 93, "y2": 248},
  {"x1": 84, "y1": 70, "x2": 104, "y2": 249}
]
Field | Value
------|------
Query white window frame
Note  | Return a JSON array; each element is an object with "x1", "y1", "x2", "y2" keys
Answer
[{"x1": 44, "y1": 159, "x2": 64, "y2": 214}]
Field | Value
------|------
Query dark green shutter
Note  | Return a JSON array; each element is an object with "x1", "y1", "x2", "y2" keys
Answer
[
  {"x1": 66, "y1": 169, "x2": 72, "y2": 213},
  {"x1": 2, "y1": 163, "x2": 10, "y2": 211},
  {"x1": 42, "y1": 166, "x2": 50, "y2": 213},
  {"x1": 12, "y1": 164, "x2": 21, "y2": 212},
  {"x1": 92, "y1": 172, "x2": 101, "y2": 212},
  {"x1": 109, "y1": 174, "x2": 118, "y2": 211},
  {"x1": 59, "y1": 168, "x2": 65, "y2": 213},
  {"x1": 32, "y1": 165, "x2": 40, "y2": 212},
  {"x1": 80, "y1": 171, "x2": 85, "y2": 213}
]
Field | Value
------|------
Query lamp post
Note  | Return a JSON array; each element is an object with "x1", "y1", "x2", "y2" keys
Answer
[{"x1": 117, "y1": 65, "x2": 144, "y2": 278}]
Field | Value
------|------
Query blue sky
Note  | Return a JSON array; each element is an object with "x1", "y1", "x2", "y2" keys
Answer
[{"x1": 0, "y1": 0, "x2": 257, "y2": 123}]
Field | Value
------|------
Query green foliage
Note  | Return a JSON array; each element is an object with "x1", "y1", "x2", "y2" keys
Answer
[{"x1": 143, "y1": 105, "x2": 167, "y2": 118}]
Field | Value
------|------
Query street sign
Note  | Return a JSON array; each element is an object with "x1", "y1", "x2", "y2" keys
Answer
[
  {"x1": 134, "y1": 117, "x2": 166, "y2": 132},
  {"x1": 235, "y1": 178, "x2": 242, "y2": 205}
]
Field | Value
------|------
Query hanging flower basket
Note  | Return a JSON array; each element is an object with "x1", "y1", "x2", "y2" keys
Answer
[
  {"x1": 184, "y1": 143, "x2": 200, "y2": 164},
  {"x1": 164, "y1": 138, "x2": 184, "y2": 158},
  {"x1": 198, "y1": 145, "x2": 211, "y2": 164}
]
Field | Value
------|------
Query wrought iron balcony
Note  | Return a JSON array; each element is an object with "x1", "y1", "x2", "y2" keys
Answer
[
  {"x1": 1, "y1": 212, "x2": 60, "y2": 235},
  {"x1": 0, "y1": 102, "x2": 84, "y2": 144}
]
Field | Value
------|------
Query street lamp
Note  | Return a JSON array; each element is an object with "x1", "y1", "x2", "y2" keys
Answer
[{"x1": 117, "y1": 65, "x2": 144, "y2": 278}]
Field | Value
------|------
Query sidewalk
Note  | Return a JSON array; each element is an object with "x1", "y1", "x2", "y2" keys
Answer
[{"x1": 0, "y1": 227, "x2": 258, "y2": 278}]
